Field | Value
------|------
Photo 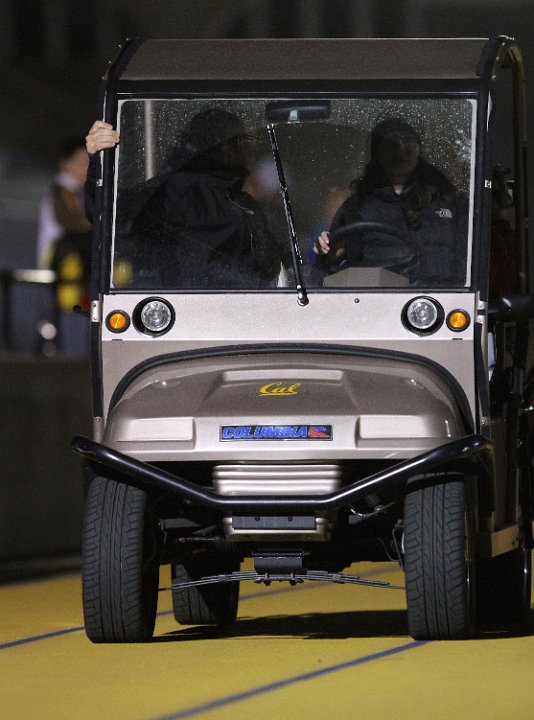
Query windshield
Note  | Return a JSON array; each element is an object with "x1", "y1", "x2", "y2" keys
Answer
[{"x1": 112, "y1": 97, "x2": 475, "y2": 291}]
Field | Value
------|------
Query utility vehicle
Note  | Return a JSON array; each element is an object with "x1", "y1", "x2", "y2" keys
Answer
[{"x1": 74, "y1": 36, "x2": 534, "y2": 642}]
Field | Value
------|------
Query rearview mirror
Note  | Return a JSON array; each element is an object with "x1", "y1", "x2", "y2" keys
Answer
[{"x1": 265, "y1": 100, "x2": 331, "y2": 123}]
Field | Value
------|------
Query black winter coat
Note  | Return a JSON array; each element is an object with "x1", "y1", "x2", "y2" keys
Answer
[
  {"x1": 152, "y1": 163, "x2": 281, "y2": 289},
  {"x1": 87, "y1": 155, "x2": 281, "y2": 290},
  {"x1": 329, "y1": 185, "x2": 468, "y2": 287}
]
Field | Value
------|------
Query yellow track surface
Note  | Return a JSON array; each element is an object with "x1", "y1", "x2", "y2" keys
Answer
[{"x1": 1, "y1": 561, "x2": 533, "y2": 720}]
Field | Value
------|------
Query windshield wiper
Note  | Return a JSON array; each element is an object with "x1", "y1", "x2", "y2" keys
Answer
[{"x1": 266, "y1": 123, "x2": 309, "y2": 306}]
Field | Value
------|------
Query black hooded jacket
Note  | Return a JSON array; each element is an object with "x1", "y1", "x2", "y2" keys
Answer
[
  {"x1": 330, "y1": 183, "x2": 468, "y2": 287},
  {"x1": 324, "y1": 118, "x2": 468, "y2": 287},
  {"x1": 85, "y1": 154, "x2": 281, "y2": 289}
]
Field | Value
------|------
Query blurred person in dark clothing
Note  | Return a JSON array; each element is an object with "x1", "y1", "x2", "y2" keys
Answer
[
  {"x1": 36, "y1": 138, "x2": 92, "y2": 354},
  {"x1": 37, "y1": 139, "x2": 90, "y2": 268}
]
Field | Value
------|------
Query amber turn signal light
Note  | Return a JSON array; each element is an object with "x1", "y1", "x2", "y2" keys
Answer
[
  {"x1": 106, "y1": 310, "x2": 130, "y2": 333},
  {"x1": 446, "y1": 309, "x2": 470, "y2": 332}
]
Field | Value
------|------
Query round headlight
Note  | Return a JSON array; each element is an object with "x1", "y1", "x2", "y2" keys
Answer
[
  {"x1": 136, "y1": 299, "x2": 174, "y2": 335},
  {"x1": 403, "y1": 297, "x2": 444, "y2": 335}
]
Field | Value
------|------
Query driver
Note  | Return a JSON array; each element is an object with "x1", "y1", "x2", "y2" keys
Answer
[
  {"x1": 314, "y1": 117, "x2": 467, "y2": 286},
  {"x1": 85, "y1": 109, "x2": 283, "y2": 289}
]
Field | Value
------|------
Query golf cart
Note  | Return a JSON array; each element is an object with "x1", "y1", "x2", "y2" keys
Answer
[{"x1": 74, "y1": 37, "x2": 534, "y2": 642}]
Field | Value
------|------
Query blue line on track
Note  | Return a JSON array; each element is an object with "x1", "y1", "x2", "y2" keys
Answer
[
  {"x1": 0, "y1": 582, "x2": 313, "y2": 649},
  {"x1": 0, "y1": 626, "x2": 85, "y2": 649},
  {"x1": 149, "y1": 641, "x2": 428, "y2": 720},
  {"x1": 1, "y1": 567, "x2": 400, "y2": 649}
]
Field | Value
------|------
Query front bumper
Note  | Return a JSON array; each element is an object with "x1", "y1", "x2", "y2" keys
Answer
[{"x1": 72, "y1": 433, "x2": 494, "y2": 512}]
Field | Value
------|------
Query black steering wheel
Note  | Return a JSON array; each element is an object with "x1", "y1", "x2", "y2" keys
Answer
[{"x1": 329, "y1": 220, "x2": 418, "y2": 271}]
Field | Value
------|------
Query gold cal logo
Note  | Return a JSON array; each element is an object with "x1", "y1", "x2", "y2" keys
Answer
[{"x1": 259, "y1": 382, "x2": 302, "y2": 397}]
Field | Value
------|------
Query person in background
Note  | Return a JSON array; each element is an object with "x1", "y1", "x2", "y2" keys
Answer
[
  {"x1": 36, "y1": 139, "x2": 90, "y2": 268},
  {"x1": 36, "y1": 138, "x2": 92, "y2": 354}
]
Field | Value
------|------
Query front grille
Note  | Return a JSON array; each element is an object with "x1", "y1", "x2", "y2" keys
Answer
[{"x1": 212, "y1": 463, "x2": 342, "y2": 496}]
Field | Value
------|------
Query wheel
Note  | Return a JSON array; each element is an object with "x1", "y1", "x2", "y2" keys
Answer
[
  {"x1": 330, "y1": 220, "x2": 417, "y2": 273},
  {"x1": 330, "y1": 220, "x2": 408, "y2": 243},
  {"x1": 82, "y1": 475, "x2": 160, "y2": 643},
  {"x1": 171, "y1": 556, "x2": 240, "y2": 626},
  {"x1": 477, "y1": 546, "x2": 531, "y2": 633},
  {"x1": 477, "y1": 357, "x2": 533, "y2": 633},
  {"x1": 477, "y1": 480, "x2": 532, "y2": 633},
  {"x1": 403, "y1": 475, "x2": 477, "y2": 640}
]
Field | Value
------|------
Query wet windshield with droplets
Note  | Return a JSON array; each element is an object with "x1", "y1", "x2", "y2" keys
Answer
[{"x1": 111, "y1": 97, "x2": 475, "y2": 291}]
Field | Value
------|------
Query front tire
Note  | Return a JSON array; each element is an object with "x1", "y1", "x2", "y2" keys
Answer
[
  {"x1": 82, "y1": 476, "x2": 160, "y2": 643},
  {"x1": 403, "y1": 475, "x2": 477, "y2": 640}
]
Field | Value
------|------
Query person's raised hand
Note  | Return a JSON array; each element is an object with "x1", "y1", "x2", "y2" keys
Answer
[{"x1": 86, "y1": 121, "x2": 119, "y2": 155}]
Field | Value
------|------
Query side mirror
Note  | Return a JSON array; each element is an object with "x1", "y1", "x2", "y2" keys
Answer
[
  {"x1": 488, "y1": 294, "x2": 534, "y2": 322},
  {"x1": 492, "y1": 164, "x2": 514, "y2": 209}
]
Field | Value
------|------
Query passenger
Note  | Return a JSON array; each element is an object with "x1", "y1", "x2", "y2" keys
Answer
[
  {"x1": 85, "y1": 110, "x2": 283, "y2": 289},
  {"x1": 314, "y1": 117, "x2": 467, "y2": 286}
]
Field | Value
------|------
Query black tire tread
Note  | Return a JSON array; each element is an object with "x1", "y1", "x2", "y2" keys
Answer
[
  {"x1": 82, "y1": 476, "x2": 158, "y2": 643},
  {"x1": 171, "y1": 558, "x2": 239, "y2": 626},
  {"x1": 404, "y1": 478, "x2": 474, "y2": 640}
]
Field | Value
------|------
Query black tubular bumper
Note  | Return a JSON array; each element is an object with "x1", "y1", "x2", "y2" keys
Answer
[{"x1": 72, "y1": 434, "x2": 494, "y2": 513}]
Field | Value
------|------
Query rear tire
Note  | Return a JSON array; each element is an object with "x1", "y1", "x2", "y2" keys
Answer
[
  {"x1": 82, "y1": 476, "x2": 160, "y2": 643},
  {"x1": 404, "y1": 475, "x2": 477, "y2": 640},
  {"x1": 477, "y1": 546, "x2": 531, "y2": 633},
  {"x1": 171, "y1": 557, "x2": 240, "y2": 626},
  {"x1": 477, "y1": 467, "x2": 532, "y2": 634}
]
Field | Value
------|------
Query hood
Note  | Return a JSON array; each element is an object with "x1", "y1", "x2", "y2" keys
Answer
[{"x1": 104, "y1": 350, "x2": 469, "y2": 462}]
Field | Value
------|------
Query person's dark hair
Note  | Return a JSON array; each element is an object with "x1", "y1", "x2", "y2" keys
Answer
[
  {"x1": 369, "y1": 117, "x2": 421, "y2": 157},
  {"x1": 169, "y1": 108, "x2": 245, "y2": 170},
  {"x1": 57, "y1": 137, "x2": 86, "y2": 161},
  {"x1": 350, "y1": 117, "x2": 457, "y2": 231}
]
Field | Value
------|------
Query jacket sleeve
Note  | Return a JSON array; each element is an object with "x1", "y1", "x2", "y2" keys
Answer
[
  {"x1": 84, "y1": 154, "x2": 98, "y2": 223},
  {"x1": 329, "y1": 196, "x2": 362, "y2": 267}
]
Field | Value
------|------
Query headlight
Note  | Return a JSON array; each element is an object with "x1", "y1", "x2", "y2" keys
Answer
[
  {"x1": 134, "y1": 298, "x2": 174, "y2": 335},
  {"x1": 402, "y1": 297, "x2": 444, "y2": 335}
]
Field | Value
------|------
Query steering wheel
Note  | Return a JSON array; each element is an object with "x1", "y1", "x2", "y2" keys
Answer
[{"x1": 329, "y1": 220, "x2": 418, "y2": 271}]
